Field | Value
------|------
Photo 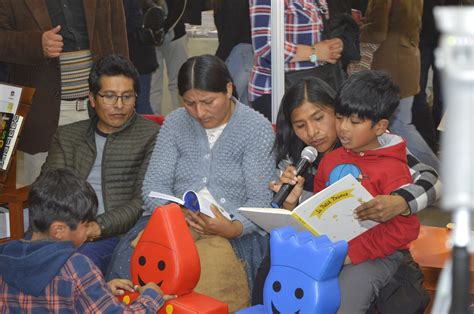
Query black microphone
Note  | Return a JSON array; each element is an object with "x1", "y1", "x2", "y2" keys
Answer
[{"x1": 271, "y1": 146, "x2": 318, "y2": 208}]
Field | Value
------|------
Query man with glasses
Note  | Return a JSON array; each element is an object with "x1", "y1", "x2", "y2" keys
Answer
[{"x1": 40, "y1": 55, "x2": 160, "y2": 274}]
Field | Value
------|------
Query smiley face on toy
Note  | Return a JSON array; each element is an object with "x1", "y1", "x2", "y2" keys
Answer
[
  {"x1": 264, "y1": 266, "x2": 318, "y2": 314},
  {"x1": 130, "y1": 203, "x2": 201, "y2": 296},
  {"x1": 132, "y1": 242, "x2": 176, "y2": 290}
]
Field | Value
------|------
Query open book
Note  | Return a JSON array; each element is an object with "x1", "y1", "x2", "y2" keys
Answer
[
  {"x1": 239, "y1": 174, "x2": 378, "y2": 242},
  {"x1": 148, "y1": 190, "x2": 233, "y2": 220}
]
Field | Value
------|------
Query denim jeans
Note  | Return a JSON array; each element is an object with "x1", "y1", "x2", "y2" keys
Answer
[
  {"x1": 412, "y1": 40, "x2": 441, "y2": 153},
  {"x1": 225, "y1": 43, "x2": 254, "y2": 106},
  {"x1": 106, "y1": 216, "x2": 150, "y2": 280},
  {"x1": 135, "y1": 73, "x2": 154, "y2": 114},
  {"x1": 78, "y1": 236, "x2": 120, "y2": 275},
  {"x1": 390, "y1": 96, "x2": 440, "y2": 171}
]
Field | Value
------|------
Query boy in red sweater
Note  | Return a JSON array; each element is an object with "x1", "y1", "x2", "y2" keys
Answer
[{"x1": 314, "y1": 70, "x2": 420, "y2": 314}]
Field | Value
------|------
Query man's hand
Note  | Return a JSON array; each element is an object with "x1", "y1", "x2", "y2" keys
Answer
[
  {"x1": 354, "y1": 194, "x2": 409, "y2": 223},
  {"x1": 42, "y1": 25, "x2": 63, "y2": 58},
  {"x1": 107, "y1": 279, "x2": 135, "y2": 296},
  {"x1": 314, "y1": 38, "x2": 343, "y2": 64},
  {"x1": 87, "y1": 221, "x2": 102, "y2": 240},
  {"x1": 184, "y1": 205, "x2": 243, "y2": 239},
  {"x1": 268, "y1": 165, "x2": 305, "y2": 210}
]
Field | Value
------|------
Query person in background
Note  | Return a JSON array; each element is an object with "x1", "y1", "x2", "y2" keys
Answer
[
  {"x1": 249, "y1": 0, "x2": 345, "y2": 120},
  {"x1": 0, "y1": 0, "x2": 129, "y2": 186},
  {"x1": 41, "y1": 55, "x2": 160, "y2": 274},
  {"x1": 359, "y1": 0, "x2": 440, "y2": 171},
  {"x1": 0, "y1": 63, "x2": 8, "y2": 82},
  {"x1": 123, "y1": 0, "x2": 160, "y2": 114},
  {"x1": 0, "y1": 168, "x2": 174, "y2": 313},
  {"x1": 150, "y1": 0, "x2": 189, "y2": 114},
  {"x1": 213, "y1": 0, "x2": 253, "y2": 105}
]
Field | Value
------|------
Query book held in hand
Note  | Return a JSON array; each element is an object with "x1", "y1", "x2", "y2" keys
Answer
[
  {"x1": 148, "y1": 190, "x2": 233, "y2": 220},
  {"x1": 239, "y1": 174, "x2": 378, "y2": 242}
]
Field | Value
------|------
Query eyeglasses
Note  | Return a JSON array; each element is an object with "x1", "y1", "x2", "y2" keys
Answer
[{"x1": 97, "y1": 93, "x2": 137, "y2": 106}]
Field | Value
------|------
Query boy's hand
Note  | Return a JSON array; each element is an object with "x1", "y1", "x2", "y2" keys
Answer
[
  {"x1": 107, "y1": 279, "x2": 135, "y2": 296},
  {"x1": 137, "y1": 283, "x2": 177, "y2": 301},
  {"x1": 269, "y1": 165, "x2": 305, "y2": 210},
  {"x1": 184, "y1": 205, "x2": 243, "y2": 239}
]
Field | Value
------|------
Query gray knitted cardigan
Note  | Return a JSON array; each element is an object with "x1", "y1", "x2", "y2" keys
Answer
[{"x1": 142, "y1": 100, "x2": 276, "y2": 235}]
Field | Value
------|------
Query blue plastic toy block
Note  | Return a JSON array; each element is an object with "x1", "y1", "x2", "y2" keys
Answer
[{"x1": 237, "y1": 226, "x2": 348, "y2": 314}]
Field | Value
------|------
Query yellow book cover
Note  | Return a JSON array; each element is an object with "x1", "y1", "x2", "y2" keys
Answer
[{"x1": 239, "y1": 175, "x2": 378, "y2": 241}]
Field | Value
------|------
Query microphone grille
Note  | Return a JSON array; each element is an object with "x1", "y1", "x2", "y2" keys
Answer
[{"x1": 301, "y1": 146, "x2": 318, "y2": 163}]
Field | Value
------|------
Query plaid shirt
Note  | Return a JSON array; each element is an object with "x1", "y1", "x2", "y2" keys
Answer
[
  {"x1": 249, "y1": 0, "x2": 329, "y2": 101},
  {"x1": 0, "y1": 252, "x2": 164, "y2": 313}
]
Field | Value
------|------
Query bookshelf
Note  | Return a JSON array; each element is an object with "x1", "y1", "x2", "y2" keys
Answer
[{"x1": 0, "y1": 86, "x2": 34, "y2": 242}]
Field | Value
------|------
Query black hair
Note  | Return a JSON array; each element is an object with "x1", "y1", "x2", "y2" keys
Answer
[
  {"x1": 177, "y1": 54, "x2": 238, "y2": 99},
  {"x1": 335, "y1": 70, "x2": 400, "y2": 125},
  {"x1": 28, "y1": 168, "x2": 98, "y2": 233},
  {"x1": 88, "y1": 54, "x2": 140, "y2": 96},
  {"x1": 275, "y1": 78, "x2": 336, "y2": 164}
]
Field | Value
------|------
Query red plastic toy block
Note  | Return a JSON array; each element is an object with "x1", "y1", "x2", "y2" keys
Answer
[
  {"x1": 158, "y1": 292, "x2": 228, "y2": 314},
  {"x1": 119, "y1": 203, "x2": 228, "y2": 313},
  {"x1": 131, "y1": 203, "x2": 200, "y2": 295}
]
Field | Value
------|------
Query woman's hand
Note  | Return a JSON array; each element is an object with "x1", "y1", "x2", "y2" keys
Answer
[
  {"x1": 131, "y1": 230, "x2": 144, "y2": 248},
  {"x1": 269, "y1": 165, "x2": 305, "y2": 210},
  {"x1": 107, "y1": 279, "x2": 135, "y2": 296},
  {"x1": 184, "y1": 205, "x2": 243, "y2": 239},
  {"x1": 354, "y1": 194, "x2": 410, "y2": 223}
]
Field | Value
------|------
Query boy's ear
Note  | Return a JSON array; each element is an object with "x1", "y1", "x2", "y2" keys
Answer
[
  {"x1": 374, "y1": 119, "x2": 389, "y2": 136},
  {"x1": 49, "y1": 221, "x2": 69, "y2": 241}
]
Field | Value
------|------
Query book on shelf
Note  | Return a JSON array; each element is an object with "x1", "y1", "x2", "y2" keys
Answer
[
  {"x1": 238, "y1": 174, "x2": 379, "y2": 242},
  {"x1": 148, "y1": 190, "x2": 233, "y2": 220},
  {"x1": 0, "y1": 84, "x2": 23, "y2": 172},
  {"x1": 0, "y1": 84, "x2": 22, "y2": 114},
  {"x1": 0, "y1": 115, "x2": 24, "y2": 170},
  {"x1": 0, "y1": 113, "x2": 14, "y2": 158},
  {"x1": 0, "y1": 207, "x2": 29, "y2": 239}
]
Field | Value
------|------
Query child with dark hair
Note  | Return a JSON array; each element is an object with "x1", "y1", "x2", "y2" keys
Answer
[
  {"x1": 0, "y1": 168, "x2": 174, "y2": 313},
  {"x1": 314, "y1": 70, "x2": 420, "y2": 313}
]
